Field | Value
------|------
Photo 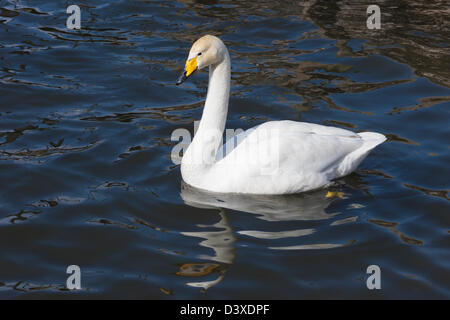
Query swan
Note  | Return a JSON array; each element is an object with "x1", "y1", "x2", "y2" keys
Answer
[{"x1": 176, "y1": 35, "x2": 386, "y2": 195}]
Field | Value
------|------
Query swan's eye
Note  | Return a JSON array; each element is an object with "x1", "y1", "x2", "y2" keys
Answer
[{"x1": 198, "y1": 52, "x2": 202, "y2": 56}]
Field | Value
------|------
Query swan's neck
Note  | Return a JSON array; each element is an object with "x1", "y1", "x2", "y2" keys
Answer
[{"x1": 183, "y1": 52, "x2": 231, "y2": 168}]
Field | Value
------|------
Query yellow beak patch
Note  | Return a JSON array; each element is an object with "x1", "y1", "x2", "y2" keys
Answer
[{"x1": 185, "y1": 57, "x2": 197, "y2": 77}]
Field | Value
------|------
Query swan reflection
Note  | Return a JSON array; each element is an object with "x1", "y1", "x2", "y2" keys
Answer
[
  {"x1": 178, "y1": 208, "x2": 235, "y2": 291},
  {"x1": 178, "y1": 181, "x2": 343, "y2": 290},
  {"x1": 181, "y1": 180, "x2": 337, "y2": 221}
]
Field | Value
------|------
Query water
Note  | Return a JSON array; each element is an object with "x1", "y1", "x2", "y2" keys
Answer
[{"x1": 0, "y1": 0, "x2": 449, "y2": 299}]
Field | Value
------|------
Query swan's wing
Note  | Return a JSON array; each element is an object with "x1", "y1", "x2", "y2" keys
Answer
[
  {"x1": 215, "y1": 119, "x2": 349, "y2": 161},
  {"x1": 214, "y1": 121, "x2": 366, "y2": 192},
  {"x1": 211, "y1": 120, "x2": 385, "y2": 193},
  {"x1": 218, "y1": 120, "x2": 361, "y2": 167}
]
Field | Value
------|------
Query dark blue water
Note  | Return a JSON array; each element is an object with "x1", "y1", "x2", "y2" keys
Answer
[{"x1": 0, "y1": 0, "x2": 449, "y2": 299}]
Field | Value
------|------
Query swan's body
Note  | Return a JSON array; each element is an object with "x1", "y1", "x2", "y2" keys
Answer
[{"x1": 177, "y1": 35, "x2": 386, "y2": 195}]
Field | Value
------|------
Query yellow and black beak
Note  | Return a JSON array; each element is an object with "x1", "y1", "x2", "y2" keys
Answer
[{"x1": 176, "y1": 57, "x2": 197, "y2": 85}]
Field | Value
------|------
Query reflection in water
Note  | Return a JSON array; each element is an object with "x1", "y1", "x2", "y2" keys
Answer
[
  {"x1": 179, "y1": 208, "x2": 235, "y2": 291},
  {"x1": 181, "y1": 208, "x2": 236, "y2": 265},
  {"x1": 179, "y1": 181, "x2": 342, "y2": 289},
  {"x1": 181, "y1": 181, "x2": 336, "y2": 221}
]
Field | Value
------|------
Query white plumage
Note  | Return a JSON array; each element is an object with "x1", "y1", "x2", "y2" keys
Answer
[{"x1": 178, "y1": 35, "x2": 386, "y2": 195}]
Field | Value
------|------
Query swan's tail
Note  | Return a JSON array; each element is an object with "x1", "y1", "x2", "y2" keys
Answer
[
  {"x1": 337, "y1": 132, "x2": 386, "y2": 177},
  {"x1": 358, "y1": 132, "x2": 386, "y2": 150}
]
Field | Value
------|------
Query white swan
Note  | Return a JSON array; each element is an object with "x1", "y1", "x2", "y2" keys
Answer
[{"x1": 176, "y1": 35, "x2": 386, "y2": 195}]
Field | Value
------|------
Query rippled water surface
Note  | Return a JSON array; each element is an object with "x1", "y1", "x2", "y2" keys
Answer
[{"x1": 1, "y1": 0, "x2": 449, "y2": 299}]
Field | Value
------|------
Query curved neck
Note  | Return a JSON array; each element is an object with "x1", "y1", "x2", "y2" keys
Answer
[{"x1": 184, "y1": 52, "x2": 231, "y2": 166}]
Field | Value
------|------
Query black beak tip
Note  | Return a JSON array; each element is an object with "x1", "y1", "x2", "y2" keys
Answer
[{"x1": 176, "y1": 71, "x2": 187, "y2": 85}]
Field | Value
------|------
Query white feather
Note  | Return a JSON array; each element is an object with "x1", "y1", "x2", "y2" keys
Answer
[{"x1": 180, "y1": 35, "x2": 386, "y2": 194}]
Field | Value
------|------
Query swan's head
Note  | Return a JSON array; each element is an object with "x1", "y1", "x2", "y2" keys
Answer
[{"x1": 176, "y1": 35, "x2": 227, "y2": 85}]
